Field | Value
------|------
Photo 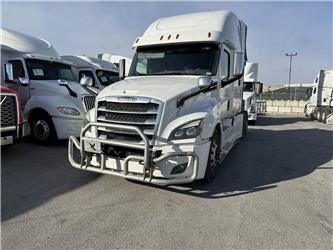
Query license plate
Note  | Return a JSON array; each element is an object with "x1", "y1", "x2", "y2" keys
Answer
[{"x1": 84, "y1": 139, "x2": 101, "y2": 153}]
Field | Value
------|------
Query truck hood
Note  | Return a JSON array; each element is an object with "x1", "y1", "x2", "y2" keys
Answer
[
  {"x1": 30, "y1": 79, "x2": 90, "y2": 97},
  {"x1": 97, "y1": 76, "x2": 201, "y2": 102}
]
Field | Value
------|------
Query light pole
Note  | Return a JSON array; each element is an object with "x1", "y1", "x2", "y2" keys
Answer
[{"x1": 285, "y1": 52, "x2": 297, "y2": 100}]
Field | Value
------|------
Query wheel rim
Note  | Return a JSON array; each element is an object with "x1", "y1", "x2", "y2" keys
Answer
[{"x1": 33, "y1": 119, "x2": 50, "y2": 141}]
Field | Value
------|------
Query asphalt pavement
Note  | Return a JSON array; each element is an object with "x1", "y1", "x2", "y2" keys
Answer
[{"x1": 1, "y1": 116, "x2": 332, "y2": 249}]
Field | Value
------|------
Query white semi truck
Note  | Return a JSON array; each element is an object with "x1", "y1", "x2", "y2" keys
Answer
[
  {"x1": 61, "y1": 55, "x2": 120, "y2": 90},
  {"x1": 97, "y1": 54, "x2": 132, "y2": 76},
  {"x1": 243, "y1": 62, "x2": 262, "y2": 125},
  {"x1": 305, "y1": 70, "x2": 333, "y2": 123},
  {"x1": 69, "y1": 10, "x2": 248, "y2": 184},
  {"x1": 1, "y1": 28, "x2": 93, "y2": 144}
]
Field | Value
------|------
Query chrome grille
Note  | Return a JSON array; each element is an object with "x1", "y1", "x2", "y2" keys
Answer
[
  {"x1": 82, "y1": 95, "x2": 96, "y2": 112},
  {"x1": 1, "y1": 95, "x2": 17, "y2": 127},
  {"x1": 97, "y1": 98, "x2": 161, "y2": 143}
]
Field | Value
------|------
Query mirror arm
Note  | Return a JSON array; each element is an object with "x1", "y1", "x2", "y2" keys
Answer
[
  {"x1": 59, "y1": 83, "x2": 77, "y2": 98},
  {"x1": 221, "y1": 74, "x2": 243, "y2": 87}
]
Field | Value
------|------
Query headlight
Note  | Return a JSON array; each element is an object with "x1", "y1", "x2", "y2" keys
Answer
[
  {"x1": 169, "y1": 119, "x2": 204, "y2": 140},
  {"x1": 57, "y1": 107, "x2": 80, "y2": 116}
]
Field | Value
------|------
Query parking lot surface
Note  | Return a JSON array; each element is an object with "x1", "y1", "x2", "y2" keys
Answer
[{"x1": 2, "y1": 116, "x2": 333, "y2": 249}]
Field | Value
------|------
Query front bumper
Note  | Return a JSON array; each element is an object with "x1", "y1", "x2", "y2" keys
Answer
[
  {"x1": 68, "y1": 122, "x2": 201, "y2": 185},
  {"x1": 0, "y1": 126, "x2": 21, "y2": 146}
]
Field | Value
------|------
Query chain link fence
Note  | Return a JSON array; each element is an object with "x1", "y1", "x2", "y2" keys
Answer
[{"x1": 258, "y1": 87, "x2": 310, "y2": 101}]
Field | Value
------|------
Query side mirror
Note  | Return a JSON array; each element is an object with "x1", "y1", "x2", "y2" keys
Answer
[
  {"x1": 80, "y1": 76, "x2": 93, "y2": 87},
  {"x1": 4, "y1": 63, "x2": 14, "y2": 81},
  {"x1": 256, "y1": 82, "x2": 263, "y2": 94},
  {"x1": 198, "y1": 76, "x2": 220, "y2": 89},
  {"x1": 119, "y1": 59, "x2": 126, "y2": 80},
  {"x1": 233, "y1": 52, "x2": 244, "y2": 77},
  {"x1": 18, "y1": 77, "x2": 29, "y2": 86}
]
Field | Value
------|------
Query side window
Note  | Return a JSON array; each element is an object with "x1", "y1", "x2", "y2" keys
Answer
[
  {"x1": 313, "y1": 87, "x2": 317, "y2": 94},
  {"x1": 315, "y1": 77, "x2": 318, "y2": 83},
  {"x1": 137, "y1": 59, "x2": 147, "y2": 75},
  {"x1": 220, "y1": 49, "x2": 230, "y2": 80},
  {"x1": 79, "y1": 70, "x2": 95, "y2": 86},
  {"x1": 8, "y1": 60, "x2": 25, "y2": 82}
]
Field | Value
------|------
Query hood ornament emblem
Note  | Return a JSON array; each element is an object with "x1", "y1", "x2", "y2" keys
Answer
[{"x1": 123, "y1": 90, "x2": 126, "y2": 94}]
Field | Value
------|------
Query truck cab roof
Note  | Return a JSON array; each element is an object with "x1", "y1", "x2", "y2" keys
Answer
[
  {"x1": 0, "y1": 28, "x2": 59, "y2": 57},
  {"x1": 62, "y1": 55, "x2": 118, "y2": 73},
  {"x1": 133, "y1": 10, "x2": 246, "y2": 55}
]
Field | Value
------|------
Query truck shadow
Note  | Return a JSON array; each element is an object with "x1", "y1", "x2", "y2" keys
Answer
[
  {"x1": 141, "y1": 126, "x2": 333, "y2": 199},
  {"x1": 1, "y1": 140, "x2": 100, "y2": 222},
  {"x1": 255, "y1": 116, "x2": 311, "y2": 126}
]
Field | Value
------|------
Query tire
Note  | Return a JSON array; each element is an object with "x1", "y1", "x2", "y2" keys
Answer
[
  {"x1": 204, "y1": 129, "x2": 221, "y2": 183},
  {"x1": 313, "y1": 110, "x2": 318, "y2": 120},
  {"x1": 323, "y1": 111, "x2": 328, "y2": 124},
  {"x1": 248, "y1": 120, "x2": 256, "y2": 126},
  {"x1": 30, "y1": 114, "x2": 57, "y2": 145},
  {"x1": 317, "y1": 110, "x2": 322, "y2": 122},
  {"x1": 310, "y1": 113, "x2": 315, "y2": 120},
  {"x1": 321, "y1": 111, "x2": 326, "y2": 123},
  {"x1": 242, "y1": 112, "x2": 248, "y2": 138}
]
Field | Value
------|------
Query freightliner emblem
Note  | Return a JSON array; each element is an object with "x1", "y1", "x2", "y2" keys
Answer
[{"x1": 117, "y1": 96, "x2": 137, "y2": 101}]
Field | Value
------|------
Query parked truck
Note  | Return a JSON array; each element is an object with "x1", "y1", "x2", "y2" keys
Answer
[
  {"x1": 305, "y1": 70, "x2": 333, "y2": 123},
  {"x1": 0, "y1": 86, "x2": 24, "y2": 146},
  {"x1": 243, "y1": 62, "x2": 263, "y2": 125},
  {"x1": 97, "y1": 53, "x2": 132, "y2": 76},
  {"x1": 69, "y1": 10, "x2": 248, "y2": 184},
  {"x1": 1, "y1": 28, "x2": 93, "y2": 144},
  {"x1": 61, "y1": 55, "x2": 120, "y2": 90}
]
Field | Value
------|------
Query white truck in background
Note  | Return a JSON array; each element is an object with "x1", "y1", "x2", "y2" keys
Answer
[
  {"x1": 97, "y1": 53, "x2": 132, "y2": 76},
  {"x1": 61, "y1": 55, "x2": 120, "y2": 90},
  {"x1": 305, "y1": 70, "x2": 333, "y2": 124},
  {"x1": 243, "y1": 62, "x2": 262, "y2": 125},
  {"x1": 1, "y1": 28, "x2": 92, "y2": 144},
  {"x1": 69, "y1": 10, "x2": 248, "y2": 185}
]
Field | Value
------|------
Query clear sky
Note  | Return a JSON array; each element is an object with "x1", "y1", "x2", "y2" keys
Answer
[{"x1": 1, "y1": 1, "x2": 332, "y2": 84}]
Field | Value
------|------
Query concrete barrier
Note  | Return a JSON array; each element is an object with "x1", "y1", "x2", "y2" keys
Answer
[{"x1": 259, "y1": 99, "x2": 306, "y2": 114}]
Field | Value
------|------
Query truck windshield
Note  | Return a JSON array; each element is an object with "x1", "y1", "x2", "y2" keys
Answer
[
  {"x1": 129, "y1": 43, "x2": 219, "y2": 76},
  {"x1": 243, "y1": 82, "x2": 255, "y2": 92},
  {"x1": 96, "y1": 70, "x2": 120, "y2": 86},
  {"x1": 25, "y1": 59, "x2": 75, "y2": 81}
]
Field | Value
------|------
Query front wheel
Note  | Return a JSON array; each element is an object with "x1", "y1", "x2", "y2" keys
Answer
[
  {"x1": 204, "y1": 130, "x2": 221, "y2": 183},
  {"x1": 30, "y1": 115, "x2": 57, "y2": 145},
  {"x1": 242, "y1": 112, "x2": 248, "y2": 138}
]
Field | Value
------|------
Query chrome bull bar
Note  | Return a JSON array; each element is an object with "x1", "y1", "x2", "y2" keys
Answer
[{"x1": 68, "y1": 122, "x2": 199, "y2": 185}]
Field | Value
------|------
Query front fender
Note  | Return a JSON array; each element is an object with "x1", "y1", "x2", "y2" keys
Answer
[{"x1": 24, "y1": 95, "x2": 85, "y2": 120}]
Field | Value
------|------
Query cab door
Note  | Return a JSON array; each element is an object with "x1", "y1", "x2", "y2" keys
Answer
[
  {"x1": 218, "y1": 44, "x2": 235, "y2": 147},
  {"x1": 4, "y1": 59, "x2": 30, "y2": 110}
]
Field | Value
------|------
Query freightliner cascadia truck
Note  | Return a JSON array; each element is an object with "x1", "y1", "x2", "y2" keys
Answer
[
  {"x1": 69, "y1": 10, "x2": 248, "y2": 184},
  {"x1": 243, "y1": 62, "x2": 262, "y2": 125},
  {"x1": 305, "y1": 70, "x2": 333, "y2": 124}
]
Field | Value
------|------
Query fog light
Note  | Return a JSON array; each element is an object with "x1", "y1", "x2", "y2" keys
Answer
[{"x1": 170, "y1": 162, "x2": 188, "y2": 175}]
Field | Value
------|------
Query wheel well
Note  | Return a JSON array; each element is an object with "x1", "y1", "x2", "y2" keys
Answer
[
  {"x1": 213, "y1": 123, "x2": 222, "y2": 142},
  {"x1": 29, "y1": 108, "x2": 51, "y2": 122}
]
